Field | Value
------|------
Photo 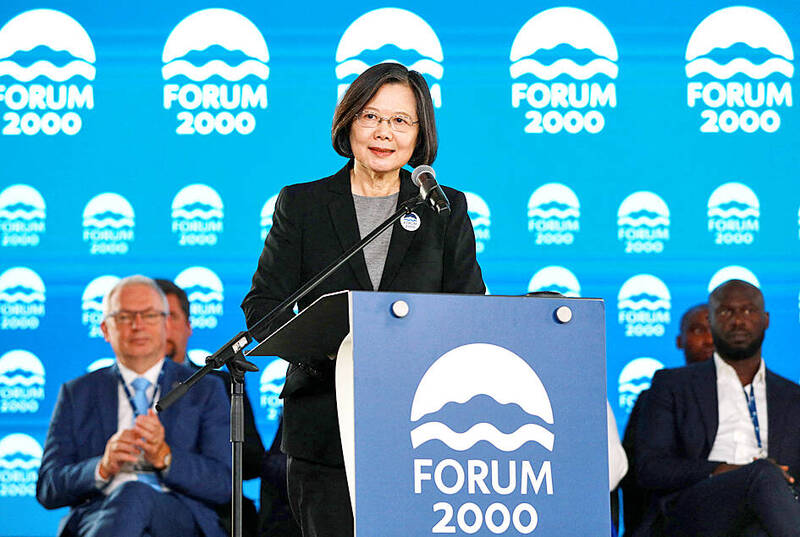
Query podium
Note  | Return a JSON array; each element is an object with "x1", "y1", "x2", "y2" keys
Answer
[{"x1": 249, "y1": 291, "x2": 609, "y2": 536}]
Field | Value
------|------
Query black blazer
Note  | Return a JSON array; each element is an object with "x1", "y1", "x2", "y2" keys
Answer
[
  {"x1": 241, "y1": 163, "x2": 485, "y2": 465},
  {"x1": 633, "y1": 358, "x2": 800, "y2": 534}
]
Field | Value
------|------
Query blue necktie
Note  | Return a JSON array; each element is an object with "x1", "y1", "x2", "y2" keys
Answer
[
  {"x1": 131, "y1": 377, "x2": 161, "y2": 490},
  {"x1": 131, "y1": 377, "x2": 151, "y2": 417}
]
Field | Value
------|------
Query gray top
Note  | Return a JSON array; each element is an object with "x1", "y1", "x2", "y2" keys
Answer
[{"x1": 352, "y1": 192, "x2": 399, "y2": 290}]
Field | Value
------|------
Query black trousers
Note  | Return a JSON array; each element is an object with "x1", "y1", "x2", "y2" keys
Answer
[
  {"x1": 664, "y1": 459, "x2": 800, "y2": 537},
  {"x1": 287, "y1": 456, "x2": 354, "y2": 537}
]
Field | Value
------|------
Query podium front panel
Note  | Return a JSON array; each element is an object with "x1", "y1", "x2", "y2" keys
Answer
[{"x1": 346, "y1": 291, "x2": 609, "y2": 536}]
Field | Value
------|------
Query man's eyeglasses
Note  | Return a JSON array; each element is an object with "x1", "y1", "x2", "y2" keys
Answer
[
  {"x1": 108, "y1": 310, "x2": 166, "y2": 326},
  {"x1": 355, "y1": 109, "x2": 419, "y2": 132}
]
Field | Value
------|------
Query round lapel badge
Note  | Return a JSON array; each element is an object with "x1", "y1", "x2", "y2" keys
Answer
[{"x1": 400, "y1": 212, "x2": 421, "y2": 232}]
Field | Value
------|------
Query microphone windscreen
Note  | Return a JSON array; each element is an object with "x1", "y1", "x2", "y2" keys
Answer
[{"x1": 411, "y1": 165, "x2": 436, "y2": 187}]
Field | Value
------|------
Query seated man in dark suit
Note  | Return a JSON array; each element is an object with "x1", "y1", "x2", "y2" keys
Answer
[
  {"x1": 155, "y1": 278, "x2": 300, "y2": 537},
  {"x1": 635, "y1": 280, "x2": 800, "y2": 536},
  {"x1": 674, "y1": 303, "x2": 715, "y2": 365},
  {"x1": 621, "y1": 303, "x2": 713, "y2": 535},
  {"x1": 155, "y1": 278, "x2": 265, "y2": 537},
  {"x1": 37, "y1": 275, "x2": 231, "y2": 537}
]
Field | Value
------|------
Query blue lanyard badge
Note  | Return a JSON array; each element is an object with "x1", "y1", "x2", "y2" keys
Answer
[
  {"x1": 113, "y1": 365, "x2": 164, "y2": 418},
  {"x1": 743, "y1": 383, "x2": 762, "y2": 449}
]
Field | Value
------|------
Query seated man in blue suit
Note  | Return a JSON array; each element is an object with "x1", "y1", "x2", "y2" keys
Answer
[
  {"x1": 636, "y1": 279, "x2": 800, "y2": 536},
  {"x1": 37, "y1": 275, "x2": 231, "y2": 537}
]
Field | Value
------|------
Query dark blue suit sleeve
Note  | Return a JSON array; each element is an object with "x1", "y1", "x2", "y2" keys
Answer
[
  {"x1": 635, "y1": 370, "x2": 719, "y2": 493},
  {"x1": 36, "y1": 383, "x2": 103, "y2": 509},
  {"x1": 161, "y1": 376, "x2": 231, "y2": 505}
]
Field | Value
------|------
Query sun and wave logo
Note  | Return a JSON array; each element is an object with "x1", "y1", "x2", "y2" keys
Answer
[
  {"x1": 707, "y1": 265, "x2": 760, "y2": 293},
  {"x1": 0, "y1": 10, "x2": 95, "y2": 81},
  {"x1": 172, "y1": 184, "x2": 223, "y2": 246},
  {"x1": 464, "y1": 192, "x2": 490, "y2": 254},
  {"x1": 510, "y1": 7, "x2": 617, "y2": 134},
  {"x1": 0, "y1": 9, "x2": 94, "y2": 136},
  {"x1": 411, "y1": 343, "x2": 554, "y2": 452},
  {"x1": 162, "y1": 8, "x2": 269, "y2": 135},
  {"x1": 0, "y1": 267, "x2": 45, "y2": 330},
  {"x1": 617, "y1": 191, "x2": 669, "y2": 254},
  {"x1": 409, "y1": 343, "x2": 555, "y2": 528},
  {"x1": 618, "y1": 274, "x2": 671, "y2": 337},
  {"x1": 175, "y1": 266, "x2": 223, "y2": 330},
  {"x1": 336, "y1": 8, "x2": 443, "y2": 108},
  {"x1": 527, "y1": 183, "x2": 579, "y2": 245},
  {"x1": 260, "y1": 193, "x2": 279, "y2": 242},
  {"x1": 0, "y1": 350, "x2": 45, "y2": 413},
  {"x1": 0, "y1": 433, "x2": 41, "y2": 496},
  {"x1": 82, "y1": 193, "x2": 134, "y2": 255},
  {"x1": 81, "y1": 275, "x2": 119, "y2": 338},
  {"x1": 527, "y1": 266, "x2": 580, "y2": 297},
  {"x1": 617, "y1": 357, "x2": 664, "y2": 414},
  {"x1": 686, "y1": 6, "x2": 792, "y2": 133},
  {"x1": 707, "y1": 182, "x2": 758, "y2": 245},
  {"x1": 260, "y1": 358, "x2": 288, "y2": 421},
  {"x1": 0, "y1": 184, "x2": 45, "y2": 247}
]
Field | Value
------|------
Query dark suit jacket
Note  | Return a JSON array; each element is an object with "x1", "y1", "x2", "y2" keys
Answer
[
  {"x1": 241, "y1": 163, "x2": 485, "y2": 466},
  {"x1": 633, "y1": 359, "x2": 800, "y2": 535},
  {"x1": 620, "y1": 389, "x2": 651, "y2": 537},
  {"x1": 37, "y1": 359, "x2": 231, "y2": 537}
]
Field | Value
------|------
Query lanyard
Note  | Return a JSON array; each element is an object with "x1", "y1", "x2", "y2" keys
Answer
[
  {"x1": 742, "y1": 383, "x2": 762, "y2": 449},
  {"x1": 113, "y1": 364, "x2": 164, "y2": 419}
]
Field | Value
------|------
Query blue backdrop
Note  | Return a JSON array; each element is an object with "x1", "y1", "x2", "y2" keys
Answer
[{"x1": 0, "y1": 1, "x2": 798, "y2": 534}]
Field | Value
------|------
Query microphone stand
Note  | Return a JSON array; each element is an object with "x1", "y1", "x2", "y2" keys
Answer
[{"x1": 156, "y1": 193, "x2": 427, "y2": 537}]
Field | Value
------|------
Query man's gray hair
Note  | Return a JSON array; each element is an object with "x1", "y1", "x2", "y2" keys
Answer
[{"x1": 102, "y1": 275, "x2": 169, "y2": 318}]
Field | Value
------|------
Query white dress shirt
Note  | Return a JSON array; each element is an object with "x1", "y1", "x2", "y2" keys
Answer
[
  {"x1": 95, "y1": 358, "x2": 165, "y2": 494},
  {"x1": 707, "y1": 353, "x2": 768, "y2": 464}
]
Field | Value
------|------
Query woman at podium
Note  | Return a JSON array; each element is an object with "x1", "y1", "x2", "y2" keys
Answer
[{"x1": 241, "y1": 62, "x2": 485, "y2": 537}]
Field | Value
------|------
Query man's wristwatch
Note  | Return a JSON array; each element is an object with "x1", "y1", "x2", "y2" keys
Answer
[{"x1": 155, "y1": 445, "x2": 172, "y2": 471}]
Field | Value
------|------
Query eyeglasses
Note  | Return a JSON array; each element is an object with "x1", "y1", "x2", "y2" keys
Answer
[
  {"x1": 355, "y1": 109, "x2": 419, "y2": 132},
  {"x1": 108, "y1": 310, "x2": 167, "y2": 326}
]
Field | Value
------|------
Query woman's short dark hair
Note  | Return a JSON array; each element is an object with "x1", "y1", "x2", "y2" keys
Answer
[{"x1": 332, "y1": 62, "x2": 438, "y2": 167}]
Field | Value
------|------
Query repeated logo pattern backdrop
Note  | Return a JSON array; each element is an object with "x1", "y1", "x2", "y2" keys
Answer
[{"x1": 0, "y1": 1, "x2": 798, "y2": 534}]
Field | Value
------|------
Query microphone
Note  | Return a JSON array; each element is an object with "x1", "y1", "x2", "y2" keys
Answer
[{"x1": 411, "y1": 165, "x2": 450, "y2": 215}]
